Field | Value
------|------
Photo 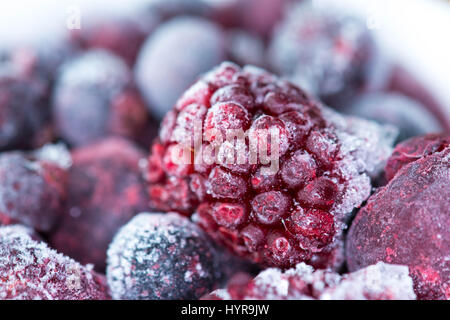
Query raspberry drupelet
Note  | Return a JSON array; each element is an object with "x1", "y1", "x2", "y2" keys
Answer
[
  {"x1": 107, "y1": 212, "x2": 229, "y2": 300},
  {"x1": 53, "y1": 49, "x2": 149, "y2": 147},
  {"x1": 202, "y1": 262, "x2": 416, "y2": 300},
  {"x1": 0, "y1": 144, "x2": 70, "y2": 232},
  {"x1": 49, "y1": 138, "x2": 149, "y2": 271},
  {"x1": 147, "y1": 62, "x2": 396, "y2": 270},
  {"x1": 0, "y1": 225, "x2": 110, "y2": 300},
  {"x1": 347, "y1": 138, "x2": 450, "y2": 300}
]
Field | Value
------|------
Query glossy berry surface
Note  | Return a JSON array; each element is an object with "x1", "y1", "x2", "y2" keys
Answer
[
  {"x1": 0, "y1": 145, "x2": 69, "y2": 232},
  {"x1": 50, "y1": 138, "x2": 149, "y2": 271},
  {"x1": 203, "y1": 262, "x2": 416, "y2": 300},
  {"x1": 148, "y1": 62, "x2": 396, "y2": 269},
  {"x1": 107, "y1": 212, "x2": 227, "y2": 300},
  {"x1": 268, "y1": 1, "x2": 377, "y2": 106},
  {"x1": 347, "y1": 144, "x2": 450, "y2": 300},
  {"x1": 0, "y1": 225, "x2": 110, "y2": 300},
  {"x1": 53, "y1": 50, "x2": 149, "y2": 146}
]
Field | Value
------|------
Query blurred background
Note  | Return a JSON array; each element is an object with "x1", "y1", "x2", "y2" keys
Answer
[{"x1": 0, "y1": 0, "x2": 449, "y2": 152}]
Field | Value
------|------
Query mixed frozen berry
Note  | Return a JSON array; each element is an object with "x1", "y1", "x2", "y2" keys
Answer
[
  {"x1": 203, "y1": 262, "x2": 416, "y2": 300},
  {"x1": 107, "y1": 212, "x2": 228, "y2": 300},
  {"x1": 148, "y1": 62, "x2": 396, "y2": 269},
  {"x1": 268, "y1": 1, "x2": 379, "y2": 106},
  {"x1": 53, "y1": 49, "x2": 149, "y2": 146},
  {"x1": 135, "y1": 16, "x2": 227, "y2": 120},
  {"x1": 0, "y1": 144, "x2": 69, "y2": 232},
  {"x1": 347, "y1": 139, "x2": 450, "y2": 300},
  {"x1": 0, "y1": 225, "x2": 110, "y2": 300},
  {"x1": 49, "y1": 138, "x2": 149, "y2": 271}
]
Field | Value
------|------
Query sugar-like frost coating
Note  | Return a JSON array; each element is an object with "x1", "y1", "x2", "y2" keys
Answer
[
  {"x1": 107, "y1": 212, "x2": 229, "y2": 300},
  {"x1": 203, "y1": 262, "x2": 416, "y2": 300},
  {"x1": 0, "y1": 225, "x2": 110, "y2": 300}
]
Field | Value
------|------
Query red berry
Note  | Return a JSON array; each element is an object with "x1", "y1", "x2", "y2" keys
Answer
[
  {"x1": 347, "y1": 144, "x2": 450, "y2": 300},
  {"x1": 148, "y1": 62, "x2": 395, "y2": 269}
]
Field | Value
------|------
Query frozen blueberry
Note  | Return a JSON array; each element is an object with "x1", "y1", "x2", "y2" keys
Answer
[
  {"x1": 53, "y1": 49, "x2": 149, "y2": 146},
  {"x1": 135, "y1": 16, "x2": 226, "y2": 119},
  {"x1": 107, "y1": 212, "x2": 227, "y2": 300}
]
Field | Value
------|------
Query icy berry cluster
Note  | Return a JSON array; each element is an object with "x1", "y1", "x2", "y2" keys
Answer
[
  {"x1": 203, "y1": 262, "x2": 416, "y2": 300},
  {"x1": 148, "y1": 62, "x2": 396, "y2": 269}
]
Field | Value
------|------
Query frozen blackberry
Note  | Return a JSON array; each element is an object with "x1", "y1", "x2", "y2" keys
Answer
[
  {"x1": 384, "y1": 133, "x2": 450, "y2": 182},
  {"x1": 50, "y1": 138, "x2": 149, "y2": 271},
  {"x1": 107, "y1": 212, "x2": 226, "y2": 300},
  {"x1": 268, "y1": 1, "x2": 380, "y2": 106},
  {"x1": 345, "y1": 93, "x2": 443, "y2": 143},
  {"x1": 53, "y1": 49, "x2": 149, "y2": 146},
  {"x1": 0, "y1": 225, "x2": 110, "y2": 300},
  {"x1": 148, "y1": 62, "x2": 396, "y2": 269},
  {"x1": 0, "y1": 144, "x2": 70, "y2": 232},
  {"x1": 135, "y1": 16, "x2": 226, "y2": 120},
  {"x1": 347, "y1": 145, "x2": 450, "y2": 300},
  {"x1": 204, "y1": 262, "x2": 416, "y2": 300}
]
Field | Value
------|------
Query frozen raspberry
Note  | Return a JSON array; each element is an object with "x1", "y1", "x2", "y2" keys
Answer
[
  {"x1": 50, "y1": 138, "x2": 149, "y2": 271},
  {"x1": 268, "y1": 1, "x2": 380, "y2": 106},
  {"x1": 53, "y1": 49, "x2": 149, "y2": 146},
  {"x1": 135, "y1": 16, "x2": 226, "y2": 120},
  {"x1": 70, "y1": 10, "x2": 159, "y2": 66},
  {"x1": 345, "y1": 93, "x2": 443, "y2": 142},
  {"x1": 347, "y1": 146, "x2": 450, "y2": 300},
  {"x1": 385, "y1": 133, "x2": 449, "y2": 182},
  {"x1": 0, "y1": 225, "x2": 110, "y2": 300},
  {"x1": 107, "y1": 212, "x2": 227, "y2": 300},
  {"x1": 203, "y1": 262, "x2": 415, "y2": 300},
  {"x1": 0, "y1": 144, "x2": 69, "y2": 232},
  {"x1": 148, "y1": 62, "x2": 396, "y2": 269}
]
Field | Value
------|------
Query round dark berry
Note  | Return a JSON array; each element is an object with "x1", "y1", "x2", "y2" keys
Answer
[
  {"x1": 268, "y1": 1, "x2": 380, "y2": 106},
  {"x1": 107, "y1": 212, "x2": 226, "y2": 300},
  {"x1": 347, "y1": 145, "x2": 450, "y2": 300},
  {"x1": 135, "y1": 16, "x2": 226, "y2": 120},
  {"x1": 148, "y1": 62, "x2": 396, "y2": 269},
  {"x1": 49, "y1": 138, "x2": 149, "y2": 271},
  {"x1": 53, "y1": 49, "x2": 149, "y2": 146}
]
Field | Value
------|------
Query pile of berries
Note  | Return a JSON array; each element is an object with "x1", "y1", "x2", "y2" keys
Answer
[{"x1": 0, "y1": 0, "x2": 447, "y2": 301}]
